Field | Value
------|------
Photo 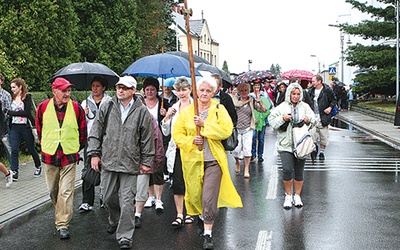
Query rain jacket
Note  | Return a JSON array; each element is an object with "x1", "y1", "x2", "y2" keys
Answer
[
  {"x1": 172, "y1": 99, "x2": 243, "y2": 215},
  {"x1": 268, "y1": 84, "x2": 316, "y2": 153},
  {"x1": 307, "y1": 83, "x2": 337, "y2": 127},
  {"x1": 81, "y1": 92, "x2": 112, "y2": 133},
  {"x1": 87, "y1": 96, "x2": 155, "y2": 174},
  {"x1": 249, "y1": 92, "x2": 273, "y2": 131}
]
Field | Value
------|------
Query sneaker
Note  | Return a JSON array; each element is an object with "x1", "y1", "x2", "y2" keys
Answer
[
  {"x1": 283, "y1": 194, "x2": 293, "y2": 209},
  {"x1": 34, "y1": 166, "x2": 42, "y2": 177},
  {"x1": 5, "y1": 171, "x2": 13, "y2": 188},
  {"x1": 250, "y1": 156, "x2": 256, "y2": 161},
  {"x1": 155, "y1": 199, "x2": 164, "y2": 210},
  {"x1": 79, "y1": 203, "x2": 93, "y2": 212},
  {"x1": 135, "y1": 216, "x2": 142, "y2": 228},
  {"x1": 319, "y1": 152, "x2": 325, "y2": 161},
  {"x1": 12, "y1": 171, "x2": 18, "y2": 181},
  {"x1": 258, "y1": 157, "x2": 264, "y2": 162},
  {"x1": 203, "y1": 235, "x2": 214, "y2": 250},
  {"x1": 197, "y1": 216, "x2": 204, "y2": 235},
  {"x1": 144, "y1": 196, "x2": 155, "y2": 208},
  {"x1": 293, "y1": 194, "x2": 303, "y2": 207},
  {"x1": 100, "y1": 198, "x2": 105, "y2": 209},
  {"x1": 310, "y1": 149, "x2": 317, "y2": 163}
]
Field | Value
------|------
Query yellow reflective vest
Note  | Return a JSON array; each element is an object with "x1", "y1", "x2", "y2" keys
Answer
[{"x1": 41, "y1": 99, "x2": 79, "y2": 155}]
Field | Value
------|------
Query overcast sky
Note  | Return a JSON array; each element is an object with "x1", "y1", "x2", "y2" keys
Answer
[{"x1": 187, "y1": 0, "x2": 357, "y2": 75}]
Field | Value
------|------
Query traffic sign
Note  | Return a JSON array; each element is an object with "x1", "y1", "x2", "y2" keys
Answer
[{"x1": 328, "y1": 67, "x2": 337, "y2": 75}]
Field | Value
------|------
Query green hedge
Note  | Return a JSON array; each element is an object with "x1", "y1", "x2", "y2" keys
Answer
[{"x1": 0, "y1": 90, "x2": 117, "y2": 162}]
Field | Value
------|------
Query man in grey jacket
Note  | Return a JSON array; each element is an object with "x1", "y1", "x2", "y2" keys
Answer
[{"x1": 87, "y1": 76, "x2": 155, "y2": 249}]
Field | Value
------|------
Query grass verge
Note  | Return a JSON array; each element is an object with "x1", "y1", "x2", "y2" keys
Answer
[{"x1": 356, "y1": 99, "x2": 396, "y2": 113}]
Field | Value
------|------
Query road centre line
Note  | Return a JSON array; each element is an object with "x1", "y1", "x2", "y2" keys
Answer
[
  {"x1": 265, "y1": 164, "x2": 278, "y2": 200},
  {"x1": 255, "y1": 230, "x2": 272, "y2": 250}
]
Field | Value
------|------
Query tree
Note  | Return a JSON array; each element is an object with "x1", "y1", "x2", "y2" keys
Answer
[
  {"x1": 136, "y1": 0, "x2": 176, "y2": 57},
  {"x1": 73, "y1": 0, "x2": 142, "y2": 75},
  {"x1": 269, "y1": 64, "x2": 282, "y2": 77},
  {"x1": 0, "y1": 0, "x2": 80, "y2": 90},
  {"x1": 343, "y1": 0, "x2": 396, "y2": 96},
  {"x1": 222, "y1": 60, "x2": 229, "y2": 73}
]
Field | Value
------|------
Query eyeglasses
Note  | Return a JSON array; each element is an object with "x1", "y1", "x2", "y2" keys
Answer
[{"x1": 116, "y1": 85, "x2": 132, "y2": 91}]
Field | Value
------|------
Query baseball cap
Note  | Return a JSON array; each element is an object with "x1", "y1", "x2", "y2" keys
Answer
[
  {"x1": 116, "y1": 76, "x2": 137, "y2": 89},
  {"x1": 52, "y1": 77, "x2": 74, "y2": 90}
]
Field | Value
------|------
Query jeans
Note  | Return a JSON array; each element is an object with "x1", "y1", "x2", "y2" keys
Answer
[
  {"x1": 10, "y1": 124, "x2": 41, "y2": 172},
  {"x1": 251, "y1": 125, "x2": 266, "y2": 158}
]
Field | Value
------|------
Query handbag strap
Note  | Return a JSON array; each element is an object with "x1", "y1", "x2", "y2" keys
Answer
[{"x1": 102, "y1": 101, "x2": 113, "y2": 136}]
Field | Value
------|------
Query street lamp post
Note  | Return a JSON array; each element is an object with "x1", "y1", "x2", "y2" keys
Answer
[
  {"x1": 310, "y1": 55, "x2": 320, "y2": 73},
  {"x1": 248, "y1": 59, "x2": 252, "y2": 71},
  {"x1": 328, "y1": 24, "x2": 346, "y2": 82}
]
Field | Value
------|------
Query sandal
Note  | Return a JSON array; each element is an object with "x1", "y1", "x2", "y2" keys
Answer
[
  {"x1": 244, "y1": 172, "x2": 250, "y2": 178},
  {"x1": 171, "y1": 216, "x2": 183, "y2": 227},
  {"x1": 235, "y1": 163, "x2": 240, "y2": 174},
  {"x1": 184, "y1": 215, "x2": 194, "y2": 224}
]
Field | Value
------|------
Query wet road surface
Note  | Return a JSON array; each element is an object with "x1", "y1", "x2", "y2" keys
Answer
[{"x1": 1, "y1": 119, "x2": 400, "y2": 249}]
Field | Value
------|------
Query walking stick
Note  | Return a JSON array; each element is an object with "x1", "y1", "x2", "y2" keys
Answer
[{"x1": 182, "y1": 0, "x2": 202, "y2": 151}]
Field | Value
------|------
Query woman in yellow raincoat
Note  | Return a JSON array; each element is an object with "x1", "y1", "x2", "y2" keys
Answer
[{"x1": 172, "y1": 77, "x2": 242, "y2": 249}]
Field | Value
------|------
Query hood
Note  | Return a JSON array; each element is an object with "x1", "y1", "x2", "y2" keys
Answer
[{"x1": 284, "y1": 83, "x2": 304, "y2": 105}]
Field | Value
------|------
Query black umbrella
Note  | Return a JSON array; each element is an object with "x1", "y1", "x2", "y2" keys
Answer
[
  {"x1": 48, "y1": 62, "x2": 119, "y2": 90},
  {"x1": 195, "y1": 63, "x2": 232, "y2": 89},
  {"x1": 166, "y1": 51, "x2": 210, "y2": 64}
]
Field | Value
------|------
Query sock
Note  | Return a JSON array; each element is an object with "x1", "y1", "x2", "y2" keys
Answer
[
  {"x1": 320, "y1": 149, "x2": 325, "y2": 154},
  {"x1": 135, "y1": 212, "x2": 141, "y2": 217},
  {"x1": 204, "y1": 230, "x2": 212, "y2": 237}
]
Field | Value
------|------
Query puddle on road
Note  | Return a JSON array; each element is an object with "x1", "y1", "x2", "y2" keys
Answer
[{"x1": 330, "y1": 118, "x2": 357, "y2": 130}]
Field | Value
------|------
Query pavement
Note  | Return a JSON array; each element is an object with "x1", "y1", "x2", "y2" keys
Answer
[{"x1": 0, "y1": 110, "x2": 399, "y2": 236}]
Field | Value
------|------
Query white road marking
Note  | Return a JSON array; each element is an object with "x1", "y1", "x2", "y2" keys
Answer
[
  {"x1": 255, "y1": 230, "x2": 272, "y2": 250},
  {"x1": 266, "y1": 164, "x2": 278, "y2": 200}
]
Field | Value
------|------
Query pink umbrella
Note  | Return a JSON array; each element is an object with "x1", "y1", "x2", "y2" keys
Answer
[{"x1": 280, "y1": 69, "x2": 314, "y2": 82}]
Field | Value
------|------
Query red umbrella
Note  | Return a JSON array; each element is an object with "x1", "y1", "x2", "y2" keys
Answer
[
  {"x1": 232, "y1": 70, "x2": 276, "y2": 85},
  {"x1": 280, "y1": 69, "x2": 314, "y2": 82}
]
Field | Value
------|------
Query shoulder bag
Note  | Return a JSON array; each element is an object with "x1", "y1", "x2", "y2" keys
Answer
[
  {"x1": 292, "y1": 120, "x2": 315, "y2": 159},
  {"x1": 216, "y1": 104, "x2": 238, "y2": 151},
  {"x1": 82, "y1": 102, "x2": 113, "y2": 186}
]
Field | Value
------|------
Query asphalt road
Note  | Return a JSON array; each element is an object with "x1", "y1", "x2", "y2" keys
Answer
[{"x1": 1, "y1": 119, "x2": 400, "y2": 250}]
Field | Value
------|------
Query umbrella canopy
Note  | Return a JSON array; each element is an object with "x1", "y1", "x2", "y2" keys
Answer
[
  {"x1": 48, "y1": 62, "x2": 119, "y2": 90},
  {"x1": 232, "y1": 70, "x2": 276, "y2": 85},
  {"x1": 122, "y1": 53, "x2": 202, "y2": 79},
  {"x1": 195, "y1": 63, "x2": 232, "y2": 89},
  {"x1": 280, "y1": 69, "x2": 314, "y2": 82},
  {"x1": 166, "y1": 51, "x2": 210, "y2": 64}
]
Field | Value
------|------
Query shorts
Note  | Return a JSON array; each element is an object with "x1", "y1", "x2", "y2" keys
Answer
[
  {"x1": 311, "y1": 121, "x2": 329, "y2": 147},
  {"x1": 149, "y1": 166, "x2": 164, "y2": 186},
  {"x1": 233, "y1": 128, "x2": 253, "y2": 158}
]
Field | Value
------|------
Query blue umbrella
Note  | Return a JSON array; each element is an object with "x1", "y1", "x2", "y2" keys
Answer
[{"x1": 122, "y1": 53, "x2": 202, "y2": 78}]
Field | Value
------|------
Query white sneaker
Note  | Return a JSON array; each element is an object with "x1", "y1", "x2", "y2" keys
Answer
[
  {"x1": 144, "y1": 196, "x2": 155, "y2": 208},
  {"x1": 155, "y1": 199, "x2": 164, "y2": 210},
  {"x1": 5, "y1": 171, "x2": 13, "y2": 188},
  {"x1": 293, "y1": 194, "x2": 303, "y2": 207},
  {"x1": 283, "y1": 194, "x2": 293, "y2": 209},
  {"x1": 79, "y1": 203, "x2": 93, "y2": 211}
]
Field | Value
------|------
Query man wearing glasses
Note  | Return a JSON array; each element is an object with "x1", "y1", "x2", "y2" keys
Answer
[{"x1": 87, "y1": 76, "x2": 155, "y2": 249}]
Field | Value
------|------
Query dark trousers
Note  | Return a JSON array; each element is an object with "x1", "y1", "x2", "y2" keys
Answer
[
  {"x1": 82, "y1": 145, "x2": 96, "y2": 206},
  {"x1": 10, "y1": 124, "x2": 41, "y2": 172}
]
